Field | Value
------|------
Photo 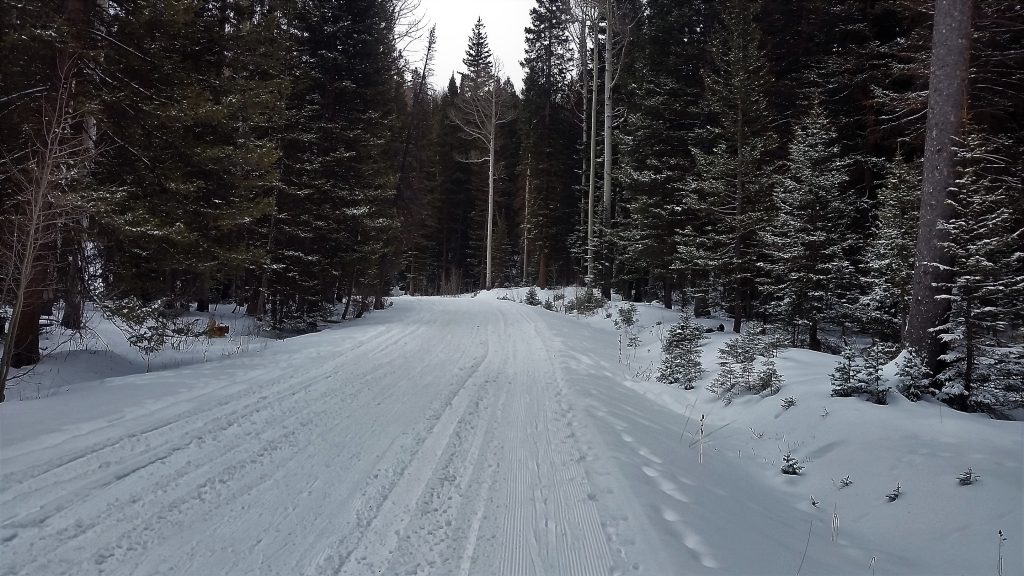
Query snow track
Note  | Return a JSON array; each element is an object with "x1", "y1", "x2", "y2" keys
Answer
[
  {"x1": 0, "y1": 298, "x2": 673, "y2": 576},
  {"x1": 5, "y1": 296, "x2": 1020, "y2": 576}
]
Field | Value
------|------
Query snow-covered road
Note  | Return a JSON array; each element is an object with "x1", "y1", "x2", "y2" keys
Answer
[
  {"x1": 0, "y1": 298, "x2": 693, "y2": 575},
  {"x1": 4, "y1": 296, "x2": 1020, "y2": 576}
]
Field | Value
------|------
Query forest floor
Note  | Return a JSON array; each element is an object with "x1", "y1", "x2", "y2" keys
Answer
[{"x1": 1, "y1": 293, "x2": 1021, "y2": 576}]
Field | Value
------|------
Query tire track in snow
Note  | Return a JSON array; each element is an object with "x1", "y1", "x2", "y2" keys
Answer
[
  {"x1": 312, "y1": 316, "x2": 497, "y2": 576},
  {"x1": 2, "y1": 314, "x2": 434, "y2": 576}
]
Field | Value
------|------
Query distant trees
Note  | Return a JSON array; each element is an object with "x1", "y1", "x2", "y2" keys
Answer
[
  {"x1": 452, "y1": 20, "x2": 515, "y2": 289},
  {"x1": 1, "y1": 0, "x2": 1020, "y2": 411}
]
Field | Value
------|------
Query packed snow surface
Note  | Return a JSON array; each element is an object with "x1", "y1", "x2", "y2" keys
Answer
[{"x1": 1, "y1": 294, "x2": 1021, "y2": 576}]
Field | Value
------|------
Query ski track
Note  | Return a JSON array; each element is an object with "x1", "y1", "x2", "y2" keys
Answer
[{"x1": 0, "y1": 298, "x2": 702, "y2": 576}]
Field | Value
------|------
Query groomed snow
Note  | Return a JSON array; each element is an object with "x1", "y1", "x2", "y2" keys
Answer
[{"x1": 1, "y1": 293, "x2": 1021, "y2": 576}]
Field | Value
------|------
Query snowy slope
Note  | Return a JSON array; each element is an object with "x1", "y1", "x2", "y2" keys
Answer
[{"x1": 1, "y1": 295, "x2": 1021, "y2": 576}]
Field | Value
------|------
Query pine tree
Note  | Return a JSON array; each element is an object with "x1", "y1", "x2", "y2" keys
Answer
[
  {"x1": 657, "y1": 310, "x2": 709, "y2": 389},
  {"x1": 618, "y1": 0, "x2": 713, "y2": 309},
  {"x1": 936, "y1": 128, "x2": 1023, "y2": 411},
  {"x1": 780, "y1": 451, "x2": 803, "y2": 475},
  {"x1": 92, "y1": 0, "x2": 285, "y2": 312},
  {"x1": 520, "y1": 0, "x2": 577, "y2": 288},
  {"x1": 830, "y1": 341, "x2": 859, "y2": 397},
  {"x1": 766, "y1": 98, "x2": 855, "y2": 351},
  {"x1": 856, "y1": 342, "x2": 895, "y2": 405},
  {"x1": 688, "y1": 0, "x2": 777, "y2": 334},
  {"x1": 859, "y1": 156, "x2": 921, "y2": 342},
  {"x1": 895, "y1": 348, "x2": 932, "y2": 401},
  {"x1": 754, "y1": 358, "x2": 784, "y2": 397}
]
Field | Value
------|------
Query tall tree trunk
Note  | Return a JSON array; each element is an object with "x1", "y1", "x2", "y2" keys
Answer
[
  {"x1": 601, "y1": 0, "x2": 615, "y2": 300},
  {"x1": 195, "y1": 270, "x2": 211, "y2": 312},
  {"x1": 587, "y1": 17, "x2": 600, "y2": 287},
  {"x1": 486, "y1": 121, "x2": 496, "y2": 290},
  {"x1": 523, "y1": 159, "x2": 530, "y2": 283},
  {"x1": 60, "y1": 247, "x2": 84, "y2": 330},
  {"x1": 906, "y1": 0, "x2": 973, "y2": 378},
  {"x1": 9, "y1": 257, "x2": 48, "y2": 370},
  {"x1": 809, "y1": 317, "x2": 821, "y2": 352}
]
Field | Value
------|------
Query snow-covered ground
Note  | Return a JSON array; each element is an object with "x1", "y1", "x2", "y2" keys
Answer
[
  {"x1": 1, "y1": 292, "x2": 1021, "y2": 576},
  {"x1": 1, "y1": 301, "x2": 272, "y2": 402}
]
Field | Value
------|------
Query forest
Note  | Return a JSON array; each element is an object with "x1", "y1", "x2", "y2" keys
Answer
[{"x1": 1, "y1": 0, "x2": 1022, "y2": 412}]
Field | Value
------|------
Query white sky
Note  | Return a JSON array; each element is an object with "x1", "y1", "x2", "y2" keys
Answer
[{"x1": 416, "y1": 0, "x2": 534, "y2": 90}]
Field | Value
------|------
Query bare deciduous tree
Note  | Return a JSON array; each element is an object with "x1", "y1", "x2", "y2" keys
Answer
[
  {"x1": 0, "y1": 62, "x2": 91, "y2": 402},
  {"x1": 451, "y1": 61, "x2": 514, "y2": 289}
]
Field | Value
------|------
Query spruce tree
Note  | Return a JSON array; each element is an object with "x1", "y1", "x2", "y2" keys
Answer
[
  {"x1": 935, "y1": 128, "x2": 1023, "y2": 411},
  {"x1": 657, "y1": 310, "x2": 709, "y2": 389},
  {"x1": 688, "y1": 0, "x2": 777, "y2": 334},
  {"x1": 830, "y1": 341, "x2": 859, "y2": 397},
  {"x1": 618, "y1": 0, "x2": 713, "y2": 309},
  {"x1": 859, "y1": 156, "x2": 921, "y2": 342},
  {"x1": 520, "y1": 0, "x2": 577, "y2": 288},
  {"x1": 856, "y1": 342, "x2": 895, "y2": 405},
  {"x1": 766, "y1": 98, "x2": 855, "y2": 351},
  {"x1": 895, "y1": 348, "x2": 932, "y2": 401}
]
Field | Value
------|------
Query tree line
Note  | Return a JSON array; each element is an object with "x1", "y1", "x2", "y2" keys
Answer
[{"x1": 2, "y1": 0, "x2": 1021, "y2": 411}]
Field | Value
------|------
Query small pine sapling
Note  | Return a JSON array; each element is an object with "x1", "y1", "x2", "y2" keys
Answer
[
  {"x1": 830, "y1": 342, "x2": 860, "y2": 397},
  {"x1": 708, "y1": 360, "x2": 739, "y2": 400},
  {"x1": 810, "y1": 495, "x2": 820, "y2": 508},
  {"x1": 957, "y1": 467, "x2": 980, "y2": 485},
  {"x1": 856, "y1": 342, "x2": 895, "y2": 404},
  {"x1": 614, "y1": 302, "x2": 638, "y2": 330},
  {"x1": 542, "y1": 297, "x2": 554, "y2": 311},
  {"x1": 755, "y1": 358, "x2": 784, "y2": 397},
  {"x1": 656, "y1": 310, "x2": 708, "y2": 390},
  {"x1": 781, "y1": 396, "x2": 797, "y2": 410},
  {"x1": 524, "y1": 287, "x2": 541, "y2": 306},
  {"x1": 838, "y1": 475, "x2": 853, "y2": 489},
  {"x1": 885, "y1": 482, "x2": 901, "y2": 502},
  {"x1": 895, "y1": 348, "x2": 932, "y2": 401},
  {"x1": 781, "y1": 451, "x2": 804, "y2": 475}
]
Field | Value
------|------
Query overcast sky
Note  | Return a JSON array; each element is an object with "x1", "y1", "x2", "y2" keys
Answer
[{"x1": 417, "y1": 0, "x2": 534, "y2": 90}]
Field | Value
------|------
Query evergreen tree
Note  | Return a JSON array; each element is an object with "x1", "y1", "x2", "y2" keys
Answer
[
  {"x1": 895, "y1": 348, "x2": 932, "y2": 401},
  {"x1": 688, "y1": 0, "x2": 777, "y2": 334},
  {"x1": 830, "y1": 341, "x2": 859, "y2": 398},
  {"x1": 520, "y1": 0, "x2": 577, "y2": 287},
  {"x1": 276, "y1": 0, "x2": 401, "y2": 324},
  {"x1": 754, "y1": 358, "x2": 783, "y2": 397},
  {"x1": 859, "y1": 156, "x2": 921, "y2": 342},
  {"x1": 657, "y1": 310, "x2": 708, "y2": 389},
  {"x1": 856, "y1": 342, "x2": 895, "y2": 405},
  {"x1": 936, "y1": 128, "x2": 1023, "y2": 411},
  {"x1": 618, "y1": 0, "x2": 713, "y2": 309},
  {"x1": 766, "y1": 98, "x2": 855, "y2": 351}
]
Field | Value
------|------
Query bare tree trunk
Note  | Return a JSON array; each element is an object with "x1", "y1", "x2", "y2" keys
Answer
[
  {"x1": 0, "y1": 64, "x2": 86, "y2": 401},
  {"x1": 195, "y1": 270, "x2": 211, "y2": 312},
  {"x1": 523, "y1": 159, "x2": 531, "y2": 283},
  {"x1": 485, "y1": 95, "x2": 496, "y2": 289},
  {"x1": 732, "y1": 76, "x2": 746, "y2": 334},
  {"x1": 906, "y1": 0, "x2": 973, "y2": 377},
  {"x1": 587, "y1": 17, "x2": 599, "y2": 287},
  {"x1": 60, "y1": 246, "x2": 85, "y2": 330}
]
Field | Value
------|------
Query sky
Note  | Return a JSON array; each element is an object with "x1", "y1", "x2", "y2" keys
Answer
[{"x1": 416, "y1": 0, "x2": 534, "y2": 91}]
